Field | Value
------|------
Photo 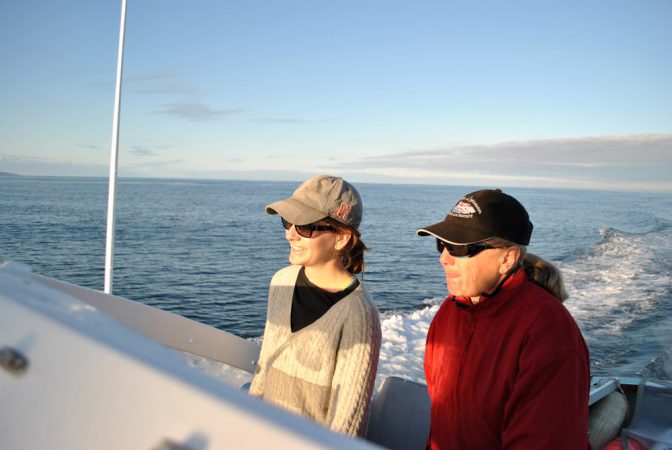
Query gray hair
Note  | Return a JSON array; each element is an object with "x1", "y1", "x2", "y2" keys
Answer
[{"x1": 487, "y1": 238, "x2": 568, "y2": 302}]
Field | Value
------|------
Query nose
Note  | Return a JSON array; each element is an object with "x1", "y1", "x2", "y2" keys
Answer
[
  {"x1": 439, "y1": 248, "x2": 455, "y2": 266},
  {"x1": 285, "y1": 224, "x2": 300, "y2": 240}
]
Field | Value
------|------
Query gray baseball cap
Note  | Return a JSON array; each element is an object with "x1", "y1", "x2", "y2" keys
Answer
[{"x1": 266, "y1": 175, "x2": 363, "y2": 229}]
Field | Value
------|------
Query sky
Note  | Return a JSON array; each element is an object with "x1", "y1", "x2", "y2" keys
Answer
[{"x1": 1, "y1": 0, "x2": 671, "y2": 191}]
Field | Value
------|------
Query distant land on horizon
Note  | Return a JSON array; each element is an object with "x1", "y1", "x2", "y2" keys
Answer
[{"x1": 0, "y1": 171, "x2": 21, "y2": 177}]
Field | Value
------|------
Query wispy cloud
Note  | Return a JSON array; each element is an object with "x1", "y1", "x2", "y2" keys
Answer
[
  {"x1": 1, "y1": 154, "x2": 55, "y2": 164},
  {"x1": 76, "y1": 143, "x2": 103, "y2": 150},
  {"x1": 97, "y1": 71, "x2": 325, "y2": 125},
  {"x1": 0, "y1": 154, "x2": 109, "y2": 177},
  {"x1": 325, "y1": 134, "x2": 672, "y2": 191},
  {"x1": 356, "y1": 134, "x2": 672, "y2": 167},
  {"x1": 125, "y1": 158, "x2": 184, "y2": 172},
  {"x1": 128, "y1": 146, "x2": 158, "y2": 157},
  {"x1": 250, "y1": 116, "x2": 332, "y2": 124},
  {"x1": 90, "y1": 71, "x2": 196, "y2": 95},
  {"x1": 127, "y1": 73, "x2": 196, "y2": 96},
  {"x1": 155, "y1": 102, "x2": 242, "y2": 121},
  {"x1": 95, "y1": 71, "x2": 241, "y2": 122}
]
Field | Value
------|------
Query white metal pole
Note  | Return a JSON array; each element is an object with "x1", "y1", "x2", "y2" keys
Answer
[{"x1": 104, "y1": 0, "x2": 128, "y2": 294}]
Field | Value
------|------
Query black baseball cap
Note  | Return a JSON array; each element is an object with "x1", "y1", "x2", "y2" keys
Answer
[{"x1": 416, "y1": 189, "x2": 533, "y2": 245}]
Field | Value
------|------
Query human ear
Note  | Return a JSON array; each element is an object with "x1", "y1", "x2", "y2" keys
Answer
[
  {"x1": 499, "y1": 247, "x2": 521, "y2": 274},
  {"x1": 335, "y1": 230, "x2": 352, "y2": 252}
]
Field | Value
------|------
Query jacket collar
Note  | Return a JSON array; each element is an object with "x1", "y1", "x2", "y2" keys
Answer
[{"x1": 450, "y1": 268, "x2": 527, "y2": 314}]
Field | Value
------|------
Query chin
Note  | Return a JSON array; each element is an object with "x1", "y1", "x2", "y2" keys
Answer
[
  {"x1": 446, "y1": 285, "x2": 477, "y2": 298},
  {"x1": 446, "y1": 281, "x2": 462, "y2": 296}
]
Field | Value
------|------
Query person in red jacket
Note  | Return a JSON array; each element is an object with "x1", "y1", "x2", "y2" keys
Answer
[{"x1": 417, "y1": 189, "x2": 590, "y2": 450}]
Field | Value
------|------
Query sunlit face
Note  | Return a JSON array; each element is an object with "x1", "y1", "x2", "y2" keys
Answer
[
  {"x1": 285, "y1": 223, "x2": 341, "y2": 269},
  {"x1": 439, "y1": 246, "x2": 510, "y2": 300}
]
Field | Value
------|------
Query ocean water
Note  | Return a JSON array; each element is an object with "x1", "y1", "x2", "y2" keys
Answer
[{"x1": 1, "y1": 176, "x2": 671, "y2": 385}]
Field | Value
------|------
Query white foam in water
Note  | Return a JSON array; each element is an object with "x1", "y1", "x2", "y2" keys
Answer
[
  {"x1": 560, "y1": 228, "x2": 672, "y2": 375},
  {"x1": 562, "y1": 229, "x2": 670, "y2": 333},
  {"x1": 375, "y1": 301, "x2": 441, "y2": 387}
]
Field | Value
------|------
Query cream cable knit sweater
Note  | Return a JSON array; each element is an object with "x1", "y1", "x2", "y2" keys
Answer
[{"x1": 250, "y1": 265, "x2": 381, "y2": 437}]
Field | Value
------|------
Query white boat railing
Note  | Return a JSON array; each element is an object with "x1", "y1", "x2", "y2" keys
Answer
[
  {"x1": 36, "y1": 273, "x2": 261, "y2": 373},
  {"x1": 9, "y1": 261, "x2": 261, "y2": 374}
]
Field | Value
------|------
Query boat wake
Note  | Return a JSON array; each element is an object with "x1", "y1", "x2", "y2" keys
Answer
[{"x1": 561, "y1": 227, "x2": 672, "y2": 379}]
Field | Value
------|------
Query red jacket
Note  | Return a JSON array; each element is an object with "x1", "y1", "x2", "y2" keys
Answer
[{"x1": 424, "y1": 269, "x2": 590, "y2": 450}]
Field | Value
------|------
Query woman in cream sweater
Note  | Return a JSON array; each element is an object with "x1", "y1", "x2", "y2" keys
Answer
[{"x1": 249, "y1": 175, "x2": 381, "y2": 437}]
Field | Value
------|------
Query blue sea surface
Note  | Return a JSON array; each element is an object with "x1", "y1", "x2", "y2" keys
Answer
[{"x1": 1, "y1": 176, "x2": 671, "y2": 380}]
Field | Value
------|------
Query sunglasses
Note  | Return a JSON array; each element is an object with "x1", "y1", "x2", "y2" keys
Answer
[
  {"x1": 282, "y1": 217, "x2": 336, "y2": 238},
  {"x1": 436, "y1": 238, "x2": 495, "y2": 258}
]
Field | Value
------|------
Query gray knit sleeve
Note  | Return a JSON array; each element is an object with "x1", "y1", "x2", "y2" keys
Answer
[{"x1": 325, "y1": 288, "x2": 381, "y2": 436}]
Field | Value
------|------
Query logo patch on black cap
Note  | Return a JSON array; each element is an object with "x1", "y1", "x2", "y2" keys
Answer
[{"x1": 448, "y1": 197, "x2": 481, "y2": 219}]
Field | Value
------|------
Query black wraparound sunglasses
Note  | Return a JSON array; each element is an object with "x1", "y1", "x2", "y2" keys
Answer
[
  {"x1": 436, "y1": 238, "x2": 496, "y2": 258},
  {"x1": 282, "y1": 217, "x2": 336, "y2": 238}
]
